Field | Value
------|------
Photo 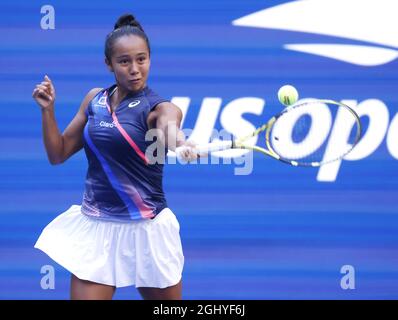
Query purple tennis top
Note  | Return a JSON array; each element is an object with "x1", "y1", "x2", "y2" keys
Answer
[{"x1": 81, "y1": 84, "x2": 169, "y2": 221}]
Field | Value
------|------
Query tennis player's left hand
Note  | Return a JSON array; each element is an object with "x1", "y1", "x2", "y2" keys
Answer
[{"x1": 32, "y1": 75, "x2": 56, "y2": 110}]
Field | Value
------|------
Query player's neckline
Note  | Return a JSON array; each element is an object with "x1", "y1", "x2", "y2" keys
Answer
[{"x1": 107, "y1": 85, "x2": 146, "y2": 114}]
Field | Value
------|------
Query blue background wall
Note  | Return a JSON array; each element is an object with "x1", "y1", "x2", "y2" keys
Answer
[{"x1": 0, "y1": 0, "x2": 397, "y2": 299}]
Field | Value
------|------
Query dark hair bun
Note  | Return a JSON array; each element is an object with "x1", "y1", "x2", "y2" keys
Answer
[{"x1": 114, "y1": 13, "x2": 143, "y2": 31}]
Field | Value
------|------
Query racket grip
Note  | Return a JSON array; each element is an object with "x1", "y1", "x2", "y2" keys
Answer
[
  {"x1": 175, "y1": 140, "x2": 233, "y2": 156},
  {"x1": 195, "y1": 140, "x2": 233, "y2": 153}
]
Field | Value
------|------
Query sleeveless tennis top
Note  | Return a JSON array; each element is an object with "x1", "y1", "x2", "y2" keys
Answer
[{"x1": 81, "y1": 85, "x2": 169, "y2": 221}]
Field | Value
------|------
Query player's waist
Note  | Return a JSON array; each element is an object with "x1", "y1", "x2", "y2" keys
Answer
[{"x1": 81, "y1": 198, "x2": 167, "y2": 222}]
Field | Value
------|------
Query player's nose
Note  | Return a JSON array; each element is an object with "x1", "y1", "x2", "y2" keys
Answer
[{"x1": 129, "y1": 63, "x2": 139, "y2": 75}]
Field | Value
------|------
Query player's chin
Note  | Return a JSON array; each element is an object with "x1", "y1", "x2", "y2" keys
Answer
[{"x1": 127, "y1": 80, "x2": 144, "y2": 92}]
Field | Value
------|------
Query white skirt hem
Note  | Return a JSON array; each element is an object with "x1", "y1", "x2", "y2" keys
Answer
[{"x1": 34, "y1": 205, "x2": 184, "y2": 288}]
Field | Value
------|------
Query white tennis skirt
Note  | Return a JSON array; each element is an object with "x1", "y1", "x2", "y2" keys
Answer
[{"x1": 34, "y1": 205, "x2": 184, "y2": 288}]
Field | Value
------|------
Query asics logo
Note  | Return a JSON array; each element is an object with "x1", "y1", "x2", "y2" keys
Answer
[
  {"x1": 232, "y1": 0, "x2": 398, "y2": 66},
  {"x1": 128, "y1": 100, "x2": 141, "y2": 108}
]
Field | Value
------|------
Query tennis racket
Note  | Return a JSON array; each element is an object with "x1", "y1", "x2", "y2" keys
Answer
[{"x1": 176, "y1": 99, "x2": 362, "y2": 167}]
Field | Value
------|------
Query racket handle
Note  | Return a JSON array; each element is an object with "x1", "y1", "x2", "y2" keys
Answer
[
  {"x1": 195, "y1": 140, "x2": 233, "y2": 153},
  {"x1": 175, "y1": 140, "x2": 233, "y2": 156}
]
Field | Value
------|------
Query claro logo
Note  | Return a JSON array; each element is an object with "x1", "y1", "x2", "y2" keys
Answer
[
  {"x1": 232, "y1": 0, "x2": 398, "y2": 66},
  {"x1": 172, "y1": 97, "x2": 398, "y2": 182},
  {"x1": 99, "y1": 121, "x2": 116, "y2": 128}
]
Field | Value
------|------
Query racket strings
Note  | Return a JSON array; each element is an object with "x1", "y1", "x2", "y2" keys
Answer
[{"x1": 267, "y1": 101, "x2": 361, "y2": 166}]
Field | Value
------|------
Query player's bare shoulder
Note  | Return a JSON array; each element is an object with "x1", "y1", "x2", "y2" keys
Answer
[
  {"x1": 157, "y1": 101, "x2": 183, "y2": 120},
  {"x1": 85, "y1": 87, "x2": 103, "y2": 106},
  {"x1": 79, "y1": 87, "x2": 103, "y2": 115},
  {"x1": 147, "y1": 101, "x2": 183, "y2": 129}
]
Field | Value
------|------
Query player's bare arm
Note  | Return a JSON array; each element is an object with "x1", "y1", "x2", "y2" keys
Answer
[{"x1": 33, "y1": 76, "x2": 101, "y2": 164}]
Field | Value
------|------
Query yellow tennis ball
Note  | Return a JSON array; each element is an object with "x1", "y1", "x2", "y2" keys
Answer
[{"x1": 278, "y1": 85, "x2": 299, "y2": 106}]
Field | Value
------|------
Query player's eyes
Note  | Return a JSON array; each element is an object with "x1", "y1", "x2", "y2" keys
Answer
[
  {"x1": 119, "y1": 59, "x2": 129, "y2": 65},
  {"x1": 137, "y1": 57, "x2": 146, "y2": 63}
]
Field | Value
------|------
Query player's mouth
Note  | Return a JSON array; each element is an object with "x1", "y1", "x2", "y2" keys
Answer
[{"x1": 129, "y1": 79, "x2": 141, "y2": 84}]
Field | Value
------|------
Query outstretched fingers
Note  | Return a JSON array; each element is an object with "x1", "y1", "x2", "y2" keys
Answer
[{"x1": 44, "y1": 75, "x2": 55, "y2": 96}]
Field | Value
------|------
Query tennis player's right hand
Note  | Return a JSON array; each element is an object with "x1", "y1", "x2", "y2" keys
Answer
[
  {"x1": 175, "y1": 140, "x2": 208, "y2": 162},
  {"x1": 32, "y1": 75, "x2": 56, "y2": 110}
]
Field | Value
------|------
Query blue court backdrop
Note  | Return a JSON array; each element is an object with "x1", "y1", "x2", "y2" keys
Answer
[{"x1": 0, "y1": 0, "x2": 397, "y2": 299}]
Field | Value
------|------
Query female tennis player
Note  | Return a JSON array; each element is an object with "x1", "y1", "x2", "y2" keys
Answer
[{"x1": 32, "y1": 13, "x2": 196, "y2": 300}]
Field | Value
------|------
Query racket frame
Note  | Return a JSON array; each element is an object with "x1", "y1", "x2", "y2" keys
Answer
[{"x1": 233, "y1": 99, "x2": 362, "y2": 167}]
